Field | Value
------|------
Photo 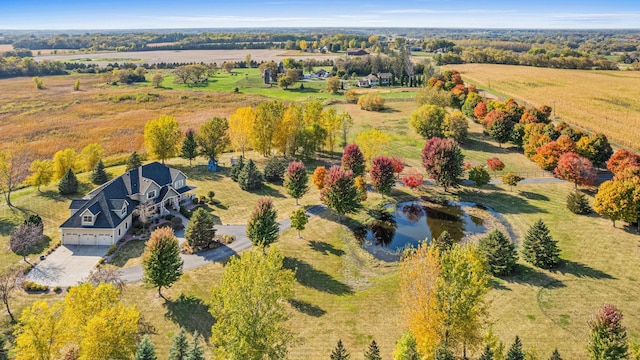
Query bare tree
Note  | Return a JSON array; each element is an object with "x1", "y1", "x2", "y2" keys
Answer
[
  {"x1": 9, "y1": 224, "x2": 43, "y2": 264},
  {"x1": 137, "y1": 199, "x2": 156, "y2": 225},
  {"x1": 83, "y1": 268, "x2": 125, "y2": 292},
  {"x1": 0, "y1": 267, "x2": 25, "y2": 323},
  {"x1": 0, "y1": 143, "x2": 33, "y2": 207}
]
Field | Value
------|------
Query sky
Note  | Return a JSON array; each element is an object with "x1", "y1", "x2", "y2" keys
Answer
[{"x1": 1, "y1": 0, "x2": 639, "y2": 30}]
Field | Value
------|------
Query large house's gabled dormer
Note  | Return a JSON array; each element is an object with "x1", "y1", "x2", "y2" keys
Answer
[
  {"x1": 109, "y1": 199, "x2": 129, "y2": 219},
  {"x1": 80, "y1": 203, "x2": 101, "y2": 227}
]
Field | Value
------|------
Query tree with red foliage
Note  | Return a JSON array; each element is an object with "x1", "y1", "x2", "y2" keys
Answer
[
  {"x1": 402, "y1": 169, "x2": 424, "y2": 191},
  {"x1": 320, "y1": 166, "x2": 360, "y2": 216},
  {"x1": 606, "y1": 149, "x2": 640, "y2": 175},
  {"x1": 390, "y1": 157, "x2": 404, "y2": 177},
  {"x1": 283, "y1": 161, "x2": 309, "y2": 205},
  {"x1": 587, "y1": 303, "x2": 629, "y2": 360},
  {"x1": 482, "y1": 109, "x2": 508, "y2": 128},
  {"x1": 370, "y1": 156, "x2": 396, "y2": 198},
  {"x1": 473, "y1": 102, "x2": 487, "y2": 122},
  {"x1": 421, "y1": 137, "x2": 465, "y2": 192},
  {"x1": 555, "y1": 153, "x2": 596, "y2": 189},
  {"x1": 486, "y1": 157, "x2": 505, "y2": 177},
  {"x1": 341, "y1": 143, "x2": 366, "y2": 177}
]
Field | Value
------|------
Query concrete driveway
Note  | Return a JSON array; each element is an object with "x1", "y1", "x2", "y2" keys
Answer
[{"x1": 26, "y1": 245, "x2": 109, "y2": 287}]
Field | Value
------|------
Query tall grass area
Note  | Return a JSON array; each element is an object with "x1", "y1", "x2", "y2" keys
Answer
[{"x1": 443, "y1": 64, "x2": 640, "y2": 150}]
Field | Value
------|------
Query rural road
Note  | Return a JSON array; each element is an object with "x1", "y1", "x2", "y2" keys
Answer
[{"x1": 119, "y1": 205, "x2": 326, "y2": 283}]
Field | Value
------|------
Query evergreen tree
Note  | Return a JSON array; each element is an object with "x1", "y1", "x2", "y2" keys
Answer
[
  {"x1": 142, "y1": 227, "x2": 183, "y2": 298},
  {"x1": 58, "y1": 169, "x2": 78, "y2": 195},
  {"x1": 238, "y1": 159, "x2": 263, "y2": 191},
  {"x1": 588, "y1": 303, "x2": 629, "y2": 360},
  {"x1": 521, "y1": 219, "x2": 560, "y2": 269},
  {"x1": 229, "y1": 156, "x2": 244, "y2": 182},
  {"x1": 134, "y1": 336, "x2": 157, "y2": 360},
  {"x1": 549, "y1": 348, "x2": 562, "y2": 360},
  {"x1": 246, "y1": 197, "x2": 279, "y2": 248},
  {"x1": 431, "y1": 230, "x2": 454, "y2": 252},
  {"x1": 284, "y1": 161, "x2": 309, "y2": 205},
  {"x1": 364, "y1": 340, "x2": 382, "y2": 360},
  {"x1": 185, "y1": 207, "x2": 216, "y2": 249},
  {"x1": 478, "y1": 230, "x2": 518, "y2": 276},
  {"x1": 90, "y1": 159, "x2": 108, "y2": 185},
  {"x1": 435, "y1": 347, "x2": 455, "y2": 360},
  {"x1": 393, "y1": 332, "x2": 421, "y2": 360},
  {"x1": 480, "y1": 345, "x2": 494, "y2": 360},
  {"x1": 330, "y1": 340, "x2": 350, "y2": 360},
  {"x1": 186, "y1": 331, "x2": 205, "y2": 360},
  {"x1": 566, "y1": 191, "x2": 592, "y2": 215},
  {"x1": 126, "y1": 151, "x2": 143, "y2": 171},
  {"x1": 506, "y1": 336, "x2": 524, "y2": 360},
  {"x1": 168, "y1": 328, "x2": 189, "y2": 360},
  {"x1": 181, "y1": 129, "x2": 198, "y2": 165},
  {"x1": 263, "y1": 157, "x2": 288, "y2": 183}
]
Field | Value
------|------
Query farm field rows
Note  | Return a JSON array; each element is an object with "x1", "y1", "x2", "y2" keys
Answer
[{"x1": 443, "y1": 64, "x2": 640, "y2": 150}]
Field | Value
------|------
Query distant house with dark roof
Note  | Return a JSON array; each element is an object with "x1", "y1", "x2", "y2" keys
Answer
[
  {"x1": 347, "y1": 49, "x2": 369, "y2": 56},
  {"x1": 59, "y1": 162, "x2": 196, "y2": 246}
]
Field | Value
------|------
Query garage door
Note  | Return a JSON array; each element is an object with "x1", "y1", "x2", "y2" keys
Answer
[
  {"x1": 64, "y1": 233, "x2": 79, "y2": 245},
  {"x1": 80, "y1": 234, "x2": 96, "y2": 245},
  {"x1": 97, "y1": 234, "x2": 112, "y2": 246}
]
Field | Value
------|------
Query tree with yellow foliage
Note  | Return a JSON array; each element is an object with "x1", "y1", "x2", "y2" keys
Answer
[
  {"x1": 355, "y1": 129, "x2": 391, "y2": 166},
  {"x1": 253, "y1": 101, "x2": 285, "y2": 156},
  {"x1": 28, "y1": 159, "x2": 54, "y2": 192},
  {"x1": 14, "y1": 283, "x2": 139, "y2": 360},
  {"x1": 322, "y1": 107, "x2": 343, "y2": 155},
  {"x1": 144, "y1": 115, "x2": 182, "y2": 164},
  {"x1": 53, "y1": 148, "x2": 78, "y2": 180},
  {"x1": 229, "y1": 107, "x2": 255, "y2": 158},
  {"x1": 79, "y1": 143, "x2": 104, "y2": 172},
  {"x1": 274, "y1": 103, "x2": 303, "y2": 156}
]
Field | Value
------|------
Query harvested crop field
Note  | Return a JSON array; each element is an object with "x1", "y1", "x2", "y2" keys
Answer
[
  {"x1": 443, "y1": 64, "x2": 640, "y2": 150},
  {"x1": 35, "y1": 49, "x2": 339, "y2": 66},
  {"x1": 0, "y1": 44, "x2": 13, "y2": 52}
]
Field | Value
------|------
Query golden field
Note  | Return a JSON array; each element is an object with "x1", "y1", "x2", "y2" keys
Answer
[{"x1": 443, "y1": 64, "x2": 640, "y2": 150}]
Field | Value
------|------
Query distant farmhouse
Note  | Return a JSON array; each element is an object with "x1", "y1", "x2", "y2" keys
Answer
[
  {"x1": 347, "y1": 48, "x2": 369, "y2": 56},
  {"x1": 60, "y1": 162, "x2": 196, "y2": 246},
  {"x1": 358, "y1": 72, "x2": 392, "y2": 88}
]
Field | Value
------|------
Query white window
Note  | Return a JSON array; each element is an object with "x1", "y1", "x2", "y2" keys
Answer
[
  {"x1": 82, "y1": 215, "x2": 93, "y2": 223},
  {"x1": 175, "y1": 180, "x2": 184, "y2": 188},
  {"x1": 147, "y1": 190, "x2": 156, "y2": 199},
  {"x1": 121, "y1": 206, "x2": 127, "y2": 216}
]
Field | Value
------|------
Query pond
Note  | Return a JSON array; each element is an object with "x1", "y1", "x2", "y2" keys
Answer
[{"x1": 359, "y1": 201, "x2": 487, "y2": 262}]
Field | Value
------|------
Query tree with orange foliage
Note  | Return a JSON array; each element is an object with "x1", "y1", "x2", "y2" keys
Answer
[
  {"x1": 402, "y1": 169, "x2": 424, "y2": 191},
  {"x1": 486, "y1": 157, "x2": 505, "y2": 177},
  {"x1": 555, "y1": 134, "x2": 576, "y2": 154},
  {"x1": 532, "y1": 141, "x2": 562, "y2": 171},
  {"x1": 555, "y1": 153, "x2": 596, "y2": 189},
  {"x1": 311, "y1": 166, "x2": 327, "y2": 190},
  {"x1": 473, "y1": 102, "x2": 487, "y2": 122},
  {"x1": 606, "y1": 149, "x2": 640, "y2": 175}
]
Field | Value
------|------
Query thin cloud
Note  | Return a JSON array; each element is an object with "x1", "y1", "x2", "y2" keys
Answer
[
  {"x1": 552, "y1": 13, "x2": 640, "y2": 20},
  {"x1": 379, "y1": 8, "x2": 517, "y2": 15},
  {"x1": 140, "y1": 15, "x2": 317, "y2": 23}
]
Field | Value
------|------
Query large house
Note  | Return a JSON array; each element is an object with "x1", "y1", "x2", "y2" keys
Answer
[
  {"x1": 358, "y1": 73, "x2": 393, "y2": 88},
  {"x1": 59, "y1": 162, "x2": 196, "y2": 246}
]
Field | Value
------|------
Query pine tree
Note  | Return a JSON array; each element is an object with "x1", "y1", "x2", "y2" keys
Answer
[
  {"x1": 506, "y1": 336, "x2": 524, "y2": 360},
  {"x1": 364, "y1": 340, "x2": 382, "y2": 360},
  {"x1": 284, "y1": 161, "x2": 309, "y2": 205},
  {"x1": 521, "y1": 219, "x2": 560, "y2": 269},
  {"x1": 549, "y1": 348, "x2": 562, "y2": 360},
  {"x1": 185, "y1": 207, "x2": 216, "y2": 249},
  {"x1": 229, "y1": 156, "x2": 244, "y2": 182},
  {"x1": 478, "y1": 230, "x2": 518, "y2": 276},
  {"x1": 238, "y1": 159, "x2": 263, "y2": 191},
  {"x1": 566, "y1": 191, "x2": 592, "y2": 215},
  {"x1": 246, "y1": 197, "x2": 279, "y2": 248},
  {"x1": 90, "y1": 159, "x2": 108, "y2": 185},
  {"x1": 58, "y1": 169, "x2": 78, "y2": 195},
  {"x1": 393, "y1": 332, "x2": 421, "y2": 360},
  {"x1": 186, "y1": 331, "x2": 205, "y2": 360},
  {"x1": 480, "y1": 345, "x2": 494, "y2": 360},
  {"x1": 168, "y1": 328, "x2": 189, "y2": 360},
  {"x1": 126, "y1": 151, "x2": 143, "y2": 171},
  {"x1": 134, "y1": 336, "x2": 157, "y2": 360},
  {"x1": 432, "y1": 230, "x2": 454, "y2": 252},
  {"x1": 181, "y1": 129, "x2": 198, "y2": 165},
  {"x1": 330, "y1": 339, "x2": 350, "y2": 360}
]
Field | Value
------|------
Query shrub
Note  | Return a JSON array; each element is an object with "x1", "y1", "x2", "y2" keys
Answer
[
  {"x1": 106, "y1": 244, "x2": 118, "y2": 256},
  {"x1": 469, "y1": 165, "x2": 491, "y2": 187},
  {"x1": 164, "y1": 214, "x2": 175, "y2": 221},
  {"x1": 263, "y1": 157, "x2": 288, "y2": 183},
  {"x1": 566, "y1": 191, "x2": 592, "y2": 215},
  {"x1": 171, "y1": 216, "x2": 183, "y2": 230},
  {"x1": 179, "y1": 206, "x2": 192, "y2": 219},
  {"x1": 22, "y1": 281, "x2": 48, "y2": 292},
  {"x1": 357, "y1": 94, "x2": 385, "y2": 111},
  {"x1": 344, "y1": 89, "x2": 358, "y2": 103},
  {"x1": 53, "y1": 286, "x2": 62, "y2": 293},
  {"x1": 192, "y1": 197, "x2": 200, "y2": 205}
]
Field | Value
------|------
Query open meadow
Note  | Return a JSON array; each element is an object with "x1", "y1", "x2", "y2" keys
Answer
[
  {"x1": 1, "y1": 70, "x2": 640, "y2": 359},
  {"x1": 442, "y1": 64, "x2": 640, "y2": 151}
]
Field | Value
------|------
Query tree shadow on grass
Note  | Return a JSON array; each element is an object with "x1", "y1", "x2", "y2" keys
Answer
[
  {"x1": 249, "y1": 184, "x2": 286, "y2": 198},
  {"x1": 308, "y1": 240, "x2": 345, "y2": 257},
  {"x1": 39, "y1": 190, "x2": 68, "y2": 202},
  {"x1": 288, "y1": 299, "x2": 326, "y2": 317},
  {"x1": 519, "y1": 191, "x2": 550, "y2": 201},
  {"x1": 501, "y1": 264, "x2": 565, "y2": 289},
  {"x1": 164, "y1": 293, "x2": 215, "y2": 341},
  {"x1": 0, "y1": 218, "x2": 20, "y2": 236},
  {"x1": 490, "y1": 278, "x2": 512, "y2": 291},
  {"x1": 458, "y1": 189, "x2": 547, "y2": 215},
  {"x1": 283, "y1": 257, "x2": 353, "y2": 296},
  {"x1": 552, "y1": 260, "x2": 615, "y2": 280}
]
